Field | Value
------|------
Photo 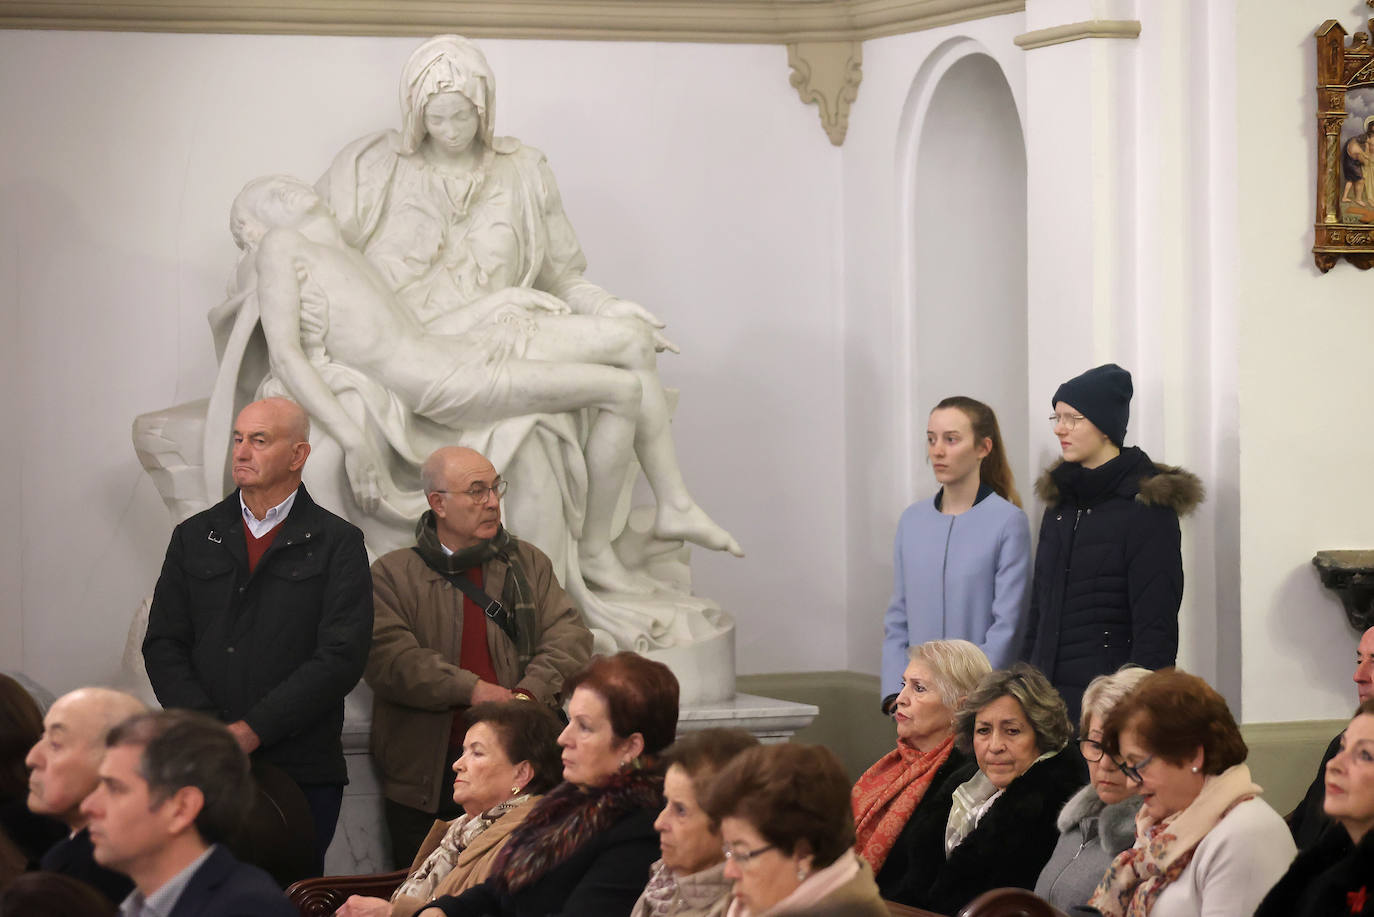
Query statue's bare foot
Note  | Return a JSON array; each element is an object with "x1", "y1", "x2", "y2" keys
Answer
[
  {"x1": 581, "y1": 546, "x2": 657, "y2": 595},
  {"x1": 654, "y1": 504, "x2": 745, "y2": 557}
]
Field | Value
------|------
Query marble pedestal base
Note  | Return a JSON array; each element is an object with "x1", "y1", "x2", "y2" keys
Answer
[
  {"x1": 677, "y1": 692, "x2": 819, "y2": 743},
  {"x1": 326, "y1": 686, "x2": 390, "y2": 876},
  {"x1": 644, "y1": 623, "x2": 736, "y2": 706},
  {"x1": 325, "y1": 688, "x2": 819, "y2": 875}
]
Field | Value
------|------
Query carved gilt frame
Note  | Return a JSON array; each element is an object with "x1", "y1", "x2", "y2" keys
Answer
[{"x1": 1313, "y1": 17, "x2": 1374, "y2": 271}]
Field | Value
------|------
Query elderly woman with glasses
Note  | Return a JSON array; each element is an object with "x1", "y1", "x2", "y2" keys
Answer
[
  {"x1": 701, "y1": 743, "x2": 887, "y2": 917},
  {"x1": 898, "y1": 663, "x2": 1082, "y2": 915},
  {"x1": 1257, "y1": 697, "x2": 1374, "y2": 917},
  {"x1": 851, "y1": 639, "x2": 989, "y2": 903},
  {"x1": 1020, "y1": 364, "x2": 1203, "y2": 723},
  {"x1": 1033, "y1": 665, "x2": 1150, "y2": 911},
  {"x1": 1090, "y1": 668, "x2": 1295, "y2": 917}
]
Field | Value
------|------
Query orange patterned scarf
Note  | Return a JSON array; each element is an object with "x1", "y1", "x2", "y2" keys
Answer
[{"x1": 851, "y1": 735, "x2": 954, "y2": 873}]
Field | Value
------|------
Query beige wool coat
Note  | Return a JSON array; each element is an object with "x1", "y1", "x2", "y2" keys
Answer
[{"x1": 389, "y1": 799, "x2": 537, "y2": 917}]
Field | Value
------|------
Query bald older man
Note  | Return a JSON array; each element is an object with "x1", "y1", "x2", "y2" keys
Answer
[
  {"x1": 143, "y1": 397, "x2": 373, "y2": 871},
  {"x1": 366, "y1": 446, "x2": 592, "y2": 864},
  {"x1": 1287, "y1": 624, "x2": 1374, "y2": 848},
  {"x1": 25, "y1": 687, "x2": 146, "y2": 904}
]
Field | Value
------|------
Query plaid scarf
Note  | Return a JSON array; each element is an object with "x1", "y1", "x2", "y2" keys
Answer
[
  {"x1": 490, "y1": 767, "x2": 664, "y2": 894},
  {"x1": 852, "y1": 735, "x2": 955, "y2": 873},
  {"x1": 1089, "y1": 764, "x2": 1260, "y2": 917},
  {"x1": 413, "y1": 513, "x2": 538, "y2": 666}
]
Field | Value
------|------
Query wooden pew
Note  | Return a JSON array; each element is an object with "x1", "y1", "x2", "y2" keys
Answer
[{"x1": 286, "y1": 869, "x2": 409, "y2": 916}]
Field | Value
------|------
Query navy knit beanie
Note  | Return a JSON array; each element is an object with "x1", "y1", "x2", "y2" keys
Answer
[{"x1": 1052, "y1": 363, "x2": 1133, "y2": 446}]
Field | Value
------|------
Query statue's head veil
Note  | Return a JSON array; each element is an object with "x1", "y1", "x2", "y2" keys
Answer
[{"x1": 399, "y1": 34, "x2": 496, "y2": 155}]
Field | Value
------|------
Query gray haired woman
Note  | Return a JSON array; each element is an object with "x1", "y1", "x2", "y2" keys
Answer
[
  {"x1": 901, "y1": 663, "x2": 1083, "y2": 915},
  {"x1": 1034, "y1": 666, "x2": 1151, "y2": 911}
]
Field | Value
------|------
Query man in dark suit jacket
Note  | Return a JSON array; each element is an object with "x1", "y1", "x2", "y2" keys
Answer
[
  {"x1": 80, "y1": 709, "x2": 295, "y2": 917},
  {"x1": 143, "y1": 396, "x2": 373, "y2": 870}
]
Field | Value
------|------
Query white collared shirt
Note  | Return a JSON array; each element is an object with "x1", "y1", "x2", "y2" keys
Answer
[
  {"x1": 240, "y1": 489, "x2": 297, "y2": 538},
  {"x1": 119, "y1": 845, "x2": 216, "y2": 917}
]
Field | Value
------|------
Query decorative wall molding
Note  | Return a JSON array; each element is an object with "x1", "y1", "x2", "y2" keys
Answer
[
  {"x1": 788, "y1": 40, "x2": 863, "y2": 146},
  {"x1": 0, "y1": 0, "x2": 1026, "y2": 147},
  {"x1": 1013, "y1": 18, "x2": 1141, "y2": 51},
  {"x1": 0, "y1": 0, "x2": 1023, "y2": 42}
]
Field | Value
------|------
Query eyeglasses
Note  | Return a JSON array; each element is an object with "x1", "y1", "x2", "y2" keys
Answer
[
  {"x1": 433, "y1": 478, "x2": 508, "y2": 504},
  {"x1": 1079, "y1": 739, "x2": 1130, "y2": 774},
  {"x1": 722, "y1": 843, "x2": 775, "y2": 866},
  {"x1": 1116, "y1": 754, "x2": 1156, "y2": 785},
  {"x1": 1048, "y1": 413, "x2": 1087, "y2": 430},
  {"x1": 1078, "y1": 738, "x2": 1108, "y2": 762}
]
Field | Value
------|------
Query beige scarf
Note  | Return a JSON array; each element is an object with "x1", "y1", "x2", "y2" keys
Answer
[{"x1": 393, "y1": 794, "x2": 530, "y2": 903}]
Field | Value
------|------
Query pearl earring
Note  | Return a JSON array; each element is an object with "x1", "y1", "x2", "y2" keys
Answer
[
  {"x1": 1191, "y1": 766, "x2": 1199, "y2": 774},
  {"x1": 797, "y1": 866, "x2": 809, "y2": 881}
]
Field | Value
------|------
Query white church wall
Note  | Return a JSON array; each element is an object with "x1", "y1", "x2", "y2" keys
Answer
[
  {"x1": 838, "y1": 15, "x2": 1029, "y2": 681},
  {"x1": 1236, "y1": 1, "x2": 1374, "y2": 722},
  {"x1": 0, "y1": 30, "x2": 844, "y2": 692},
  {"x1": 838, "y1": 1, "x2": 1243, "y2": 710},
  {"x1": 1018, "y1": 0, "x2": 1241, "y2": 705}
]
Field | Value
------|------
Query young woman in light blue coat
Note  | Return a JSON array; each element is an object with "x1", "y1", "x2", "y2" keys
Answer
[{"x1": 880, "y1": 397, "x2": 1031, "y2": 711}]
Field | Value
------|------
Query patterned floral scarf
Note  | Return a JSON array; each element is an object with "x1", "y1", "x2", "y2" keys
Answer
[
  {"x1": 851, "y1": 735, "x2": 955, "y2": 873},
  {"x1": 1089, "y1": 764, "x2": 1260, "y2": 917},
  {"x1": 490, "y1": 766, "x2": 664, "y2": 894},
  {"x1": 392, "y1": 795, "x2": 530, "y2": 903}
]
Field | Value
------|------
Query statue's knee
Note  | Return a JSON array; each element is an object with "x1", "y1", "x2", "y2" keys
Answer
[
  {"x1": 608, "y1": 372, "x2": 643, "y2": 411},
  {"x1": 613, "y1": 321, "x2": 655, "y2": 368}
]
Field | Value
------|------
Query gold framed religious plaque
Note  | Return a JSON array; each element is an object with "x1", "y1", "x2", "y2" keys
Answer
[{"x1": 1313, "y1": 16, "x2": 1374, "y2": 270}]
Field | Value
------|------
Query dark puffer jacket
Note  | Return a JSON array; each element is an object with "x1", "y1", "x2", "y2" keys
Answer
[{"x1": 1021, "y1": 447, "x2": 1203, "y2": 720}]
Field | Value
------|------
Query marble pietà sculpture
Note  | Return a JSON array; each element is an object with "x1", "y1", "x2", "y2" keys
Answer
[{"x1": 135, "y1": 35, "x2": 742, "y2": 703}]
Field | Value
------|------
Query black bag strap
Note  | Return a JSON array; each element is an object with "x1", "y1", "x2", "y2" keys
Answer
[{"x1": 411, "y1": 548, "x2": 518, "y2": 644}]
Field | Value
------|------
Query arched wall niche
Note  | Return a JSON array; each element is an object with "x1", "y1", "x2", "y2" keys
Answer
[{"x1": 897, "y1": 39, "x2": 1029, "y2": 503}]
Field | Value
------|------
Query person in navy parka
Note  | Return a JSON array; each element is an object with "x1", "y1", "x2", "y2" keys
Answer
[{"x1": 1021, "y1": 364, "x2": 1204, "y2": 723}]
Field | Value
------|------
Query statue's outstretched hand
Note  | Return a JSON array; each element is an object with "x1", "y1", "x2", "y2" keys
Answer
[
  {"x1": 508, "y1": 288, "x2": 571, "y2": 314},
  {"x1": 601, "y1": 299, "x2": 679, "y2": 353},
  {"x1": 344, "y1": 442, "x2": 388, "y2": 514}
]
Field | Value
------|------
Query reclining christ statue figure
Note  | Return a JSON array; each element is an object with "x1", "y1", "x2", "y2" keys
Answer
[{"x1": 231, "y1": 173, "x2": 740, "y2": 598}]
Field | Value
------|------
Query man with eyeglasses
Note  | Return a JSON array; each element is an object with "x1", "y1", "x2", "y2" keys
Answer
[
  {"x1": 1286, "y1": 624, "x2": 1374, "y2": 849},
  {"x1": 365, "y1": 445, "x2": 593, "y2": 864},
  {"x1": 143, "y1": 397, "x2": 374, "y2": 874}
]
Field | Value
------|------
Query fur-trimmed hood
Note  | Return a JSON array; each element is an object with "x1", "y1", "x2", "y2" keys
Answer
[
  {"x1": 1034, "y1": 449, "x2": 1204, "y2": 517},
  {"x1": 1054, "y1": 784, "x2": 1143, "y2": 854}
]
